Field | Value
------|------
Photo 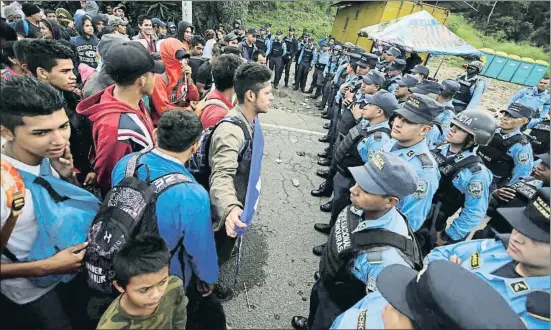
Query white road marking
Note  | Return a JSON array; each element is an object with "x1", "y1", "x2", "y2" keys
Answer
[{"x1": 261, "y1": 123, "x2": 326, "y2": 136}]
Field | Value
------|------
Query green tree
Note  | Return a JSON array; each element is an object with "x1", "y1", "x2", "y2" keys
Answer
[{"x1": 192, "y1": 1, "x2": 249, "y2": 33}]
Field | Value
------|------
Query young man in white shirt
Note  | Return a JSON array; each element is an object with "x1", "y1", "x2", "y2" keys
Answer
[{"x1": 0, "y1": 76, "x2": 88, "y2": 329}]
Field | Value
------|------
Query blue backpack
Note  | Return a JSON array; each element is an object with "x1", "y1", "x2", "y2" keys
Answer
[
  {"x1": 9, "y1": 19, "x2": 29, "y2": 37},
  {"x1": 0, "y1": 158, "x2": 100, "y2": 288}
]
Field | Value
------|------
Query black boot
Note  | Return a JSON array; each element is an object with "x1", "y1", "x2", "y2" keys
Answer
[
  {"x1": 321, "y1": 113, "x2": 330, "y2": 119},
  {"x1": 312, "y1": 243, "x2": 326, "y2": 256},
  {"x1": 317, "y1": 158, "x2": 331, "y2": 166},
  {"x1": 320, "y1": 201, "x2": 332, "y2": 213},
  {"x1": 291, "y1": 316, "x2": 308, "y2": 330},
  {"x1": 318, "y1": 135, "x2": 330, "y2": 143},
  {"x1": 311, "y1": 183, "x2": 332, "y2": 197},
  {"x1": 314, "y1": 223, "x2": 331, "y2": 234},
  {"x1": 323, "y1": 122, "x2": 330, "y2": 129}
]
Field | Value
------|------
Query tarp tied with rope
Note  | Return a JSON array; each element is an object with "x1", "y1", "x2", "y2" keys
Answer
[{"x1": 358, "y1": 10, "x2": 482, "y2": 57}]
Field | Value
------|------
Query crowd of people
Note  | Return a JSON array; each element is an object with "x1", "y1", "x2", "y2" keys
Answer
[{"x1": 0, "y1": 1, "x2": 550, "y2": 330}]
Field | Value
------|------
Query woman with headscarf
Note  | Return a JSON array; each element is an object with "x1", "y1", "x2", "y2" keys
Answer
[
  {"x1": 56, "y1": 8, "x2": 79, "y2": 37},
  {"x1": 39, "y1": 18, "x2": 71, "y2": 41}
]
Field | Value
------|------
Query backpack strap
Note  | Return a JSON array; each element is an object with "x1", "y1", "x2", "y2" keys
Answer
[
  {"x1": 203, "y1": 99, "x2": 231, "y2": 112},
  {"x1": 503, "y1": 133, "x2": 530, "y2": 148},
  {"x1": 217, "y1": 116, "x2": 253, "y2": 147},
  {"x1": 150, "y1": 172, "x2": 194, "y2": 195},
  {"x1": 124, "y1": 149, "x2": 153, "y2": 179},
  {"x1": 0, "y1": 159, "x2": 26, "y2": 255}
]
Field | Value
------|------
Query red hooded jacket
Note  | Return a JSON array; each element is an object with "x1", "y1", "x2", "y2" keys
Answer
[
  {"x1": 151, "y1": 38, "x2": 199, "y2": 125},
  {"x1": 76, "y1": 85, "x2": 155, "y2": 195}
]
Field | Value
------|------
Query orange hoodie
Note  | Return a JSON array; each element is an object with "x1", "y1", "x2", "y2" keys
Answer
[{"x1": 151, "y1": 38, "x2": 199, "y2": 125}]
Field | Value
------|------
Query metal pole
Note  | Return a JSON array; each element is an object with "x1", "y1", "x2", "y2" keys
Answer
[
  {"x1": 433, "y1": 56, "x2": 445, "y2": 79},
  {"x1": 182, "y1": 1, "x2": 192, "y2": 23}
]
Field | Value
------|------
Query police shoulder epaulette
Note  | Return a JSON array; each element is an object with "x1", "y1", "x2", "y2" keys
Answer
[
  {"x1": 417, "y1": 153, "x2": 435, "y2": 168},
  {"x1": 526, "y1": 291, "x2": 550, "y2": 322}
]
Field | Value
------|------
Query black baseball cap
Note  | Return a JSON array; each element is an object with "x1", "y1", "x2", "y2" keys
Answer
[
  {"x1": 387, "y1": 58, "x2": 406, "y2": 71},
  {"x1": 104, "y1": 42, "x2": 165, "y2": 77},
  {"x1": 362, "y1": 70, "x2": 385, "y2": 87},
  {"x1": 410, "y1": 80, "x2": 442, "y2": 95},
  {"x1": 498, "y1": 187, "x2": 550, "y2": 242},
  {"x1": 362, "y1": 90, "x2": 400, "y2": 116},
  {"x1": 358, "y1": 52, "x2": 378, "y2": 68},
  {"x1": 501, "y1": 103, "x2": 533, "y2": 119},
  {"x1": 411, "y1": 64, "x2": 429, "y2": 77},
  {"x1": 395, "y1": 93, "x2": 443, "y2": 124},
  {"x1": 247, "y1": 27, "x2": 257, "y2": 35},
  {"x1": 396, "y1": 74, "x2": 419, "y2": 88},
  {"x1": 377, "y1": 261, "x2": 526, "y2": 330}
]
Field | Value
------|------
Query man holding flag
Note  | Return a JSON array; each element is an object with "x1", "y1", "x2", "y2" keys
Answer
[{"x1": 208, "y1": 62, "x2": 273, "y2": 299}]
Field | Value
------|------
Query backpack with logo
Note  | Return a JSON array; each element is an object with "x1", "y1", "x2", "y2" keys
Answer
[
  {"x1": 187, "y1": 116, "x2": 251, "y2": 189},
  {"x1": 84, "y1": 150, "x2": 193, "y2": 294},
  {"x1": 0, "y1": 158, "x2": 99, "y2": 287}
]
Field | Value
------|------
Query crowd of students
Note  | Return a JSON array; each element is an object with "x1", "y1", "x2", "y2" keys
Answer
[{"x1": 0, "y1": 1, "x2": 550, "y2": 330}]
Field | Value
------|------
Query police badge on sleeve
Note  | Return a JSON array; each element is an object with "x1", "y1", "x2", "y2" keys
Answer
[
  {"x1": 467, "y1": 180, "x2": 484, "y2": 198},
  {"x1": 413, "y1": 180, "x2": 428, "y2": 199},
  {"x1": 518, "y1": 152, "x2": 530, "y2": 165}
]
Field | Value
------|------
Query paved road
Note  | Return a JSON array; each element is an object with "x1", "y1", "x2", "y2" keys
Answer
[{"x1": 220, "y1": 86, "x2": 332, "y2": 329}]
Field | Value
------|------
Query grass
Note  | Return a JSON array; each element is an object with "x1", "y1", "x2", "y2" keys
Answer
[
  {"x1": 445, "y1": 14, "x2": 550, "y2": 62},
  {"x1": 247, "y1": 1, "x2": 336, "y2": 42}
]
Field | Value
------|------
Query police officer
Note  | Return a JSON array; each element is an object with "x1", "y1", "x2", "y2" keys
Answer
[
  {"x1": 264, "y1": 23, "x2": 274, "y2": 41},
  {"x1": 410, "y1": 64, "x2": 429, "y2": 82},
  {"x1": 508, "y1": 76, "x2": 550, "y2": 129},
  {"x1": 434, "y1": 79, "x2": 461, "y2": 144},
  {"x1": 294, "y1": 37, "x2": 318, "y2": 92},
  {"x1": 255, "y1": 27, "x2": 267, "y2": 52},
  {"x1": 477, "y1": 103, "x2": 534, "y2": 189},
  {"x1": 383, "y1": 58, "x2": 406, "y2": 94},
  {"x1": 474, "y1": 152, "x2": 550, "y2": 239},
  {"x1": 331, "y1": 260, "x2": 527, "y2": 329},
  {"x1": 292, "y1": 152, "x2": 423, "y2": 330},
  {"x1": 267, "y1": 30, "x2": 287, "y2": 89},
  {"x1": 382, "y1": 94, "x2": 441, "y2": 232},
  {"x1": 283, "y1": 26, "x2": 298, "y2": 88},
  {"x1": 236, "y1": 25, "x2": 246, "y2": 42},
  {"x1": 410, "y1": 78, "x2": 442, "y2": 97},
  {"x1": 420, "y1": 109, "x2": 495, "y2": 253},
  {"x1": 306, "y1": 42, "x2": 330, "y2": 98},
  {"x1": 452, "y1": 60, "x2": 486, "y2": 112},
  {"x1": 294, "y1": 33, "x2": 307, "y2": 78},
  {"x1": 317, "y1": 45, "x2": 343, "y2": 110},
  {"x1": 427, "y1": 187, "x2": 551, "y2": 329},
  {"x1": 376, "y1": 46, "x2": 401, "y2": 72},
  {"x1": 232, "y1": 20, "x2": 241, "y2": 34},
  {"x1": 394, "y1": 74, "x2": 419, "y2": 104},
  {"x1": 313, "y1": 92, "x2": 395, "y2": 247},
  {"x1": 528, "y1": 116, "x2": 550, "y2": 154},
  {"x1": 318, "y1": 44, "x2": 353, "y2": 112}
]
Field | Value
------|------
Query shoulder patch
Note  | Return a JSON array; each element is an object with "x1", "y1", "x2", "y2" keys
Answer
[
  {"x1": 518, "y1": 152, "x2": 530, "y2": 165},
  {"x1": 467, "y1": 180, "x2": 484, "y2": 199},
  {"x1": 413, "y1": 179, "x2": 428, "y2": 199},
  {"x1": 470, "y1": 252, "x2": 481, "y2": 269},
  {"x1": 417, "y1": 153, "x2": 435, "y2": 168},
  {"x1": 510, "y1": 280, "x2": 530, "y2": 294},
  {"x1": 357, "y1": 309, "x2": 368, "y2": 330}
]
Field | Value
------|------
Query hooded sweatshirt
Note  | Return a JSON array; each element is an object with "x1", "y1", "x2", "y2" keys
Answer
[
  {"x1": 151, "y1": 38, "x2": 199, "y2": 125},
  {"x1": 177, "y1": 21, "x2": 194, "y2": 51},
  {"x1": 76, "y1": 85, "x2": 154, "y2": 195},
  {"x1": 40, "y1": 19, "x2": 70, "y2": 41},
  {"x1": 70, "y1": 13, "x2": 99, "y2": 68},
  {"x1": 56, "y1": 8, "x2": 79, "y2": 37}
]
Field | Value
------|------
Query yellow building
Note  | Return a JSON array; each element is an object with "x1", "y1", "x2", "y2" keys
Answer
[{"x1": 330, "y1": 1, "x2": 450, "y2": 52}]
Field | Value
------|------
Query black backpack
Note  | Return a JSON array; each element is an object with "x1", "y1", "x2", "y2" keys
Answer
[
  {"x1": 84, "y1": 150, "x2": 193, "y2": 294},
  {"x1": 186, "y1": 116, "x2": 251, "y2": 189}
]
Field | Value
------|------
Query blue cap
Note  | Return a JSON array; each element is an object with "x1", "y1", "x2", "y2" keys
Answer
[
  {"x1": 377, "y1": 260, "x2": 526, "y2": 329},
  {"x1": 501, "y1": 103, "x2": 533, "y2": 119},
  {"x1": 498, "y1": 187, "x2": 550, "y2": 242},
  {"x1": 385, "y1": 46, "x2": 401, "y2": 58},
  {"x1": 151, "y1": 18, "x2": 167, "y2": 28},
  {"x1": 440, "y1": 79, "x2": 460, "y2": 94},
  {"x1": 396, "y1": 74, "x2": 419, "y2": 88},
  {"x1": 387, "y1": 58, "x2": 406, "y2": 71},
  {"x1": 349, "y1": 152, "x2": 418, "y2": 199},
  {"x1": 536, "y1": 153, "x2": 550, "y2": 167},
  {"x1": 362, "y1": 90, "x2": 400, "y2": 116},
  {"x1": 410, "y1": 80, "x2": 442, "y2": 95},
  {"x1": 362, "y1": 70, "x2": 386, "y2": 87},
  {"x1": 395, "y1": 93, "x2": 443, "y2": 124},
  {"x1": 411, "y1": 64, "x2": 429, "y2": 77},
  {"x1": 358, "y1": 52, "x2": 378, "y2": 68}
]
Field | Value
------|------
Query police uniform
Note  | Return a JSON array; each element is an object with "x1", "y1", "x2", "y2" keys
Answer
[
  {"x1": 331, "y1": 260, "x2": 527, "y2": 329},
  {"x1": 425, "y1": 80, "x2": 460, "y2": 149},
  {"x1": 307, "y1": 45, "x2": 330, "y2": 97},
  {"x1": 452, "y1": 62, "x2": 486, "y2": 112},
  {"x1": 283, "y1": 29, "x2": 298, "y2": 87},
  {"x1": 375, "y1": 46, "x2": 401, "y2": 72},
  {"x1": 318, "y1": 49, "x2": 342, "y2": 110},
  {"x1": 267, "y1": 32, "x2": 287, "y2": 88},
  {"x1": 528, "y1": 118, "x2": 550, "y2": 154},
  {"x1": 292, "y1": 152, "x2": 422, "y2": 330},
  {"x1": 394, "y1": 74, "x2": 419, "y2": 104},
  {"x1": 382, "y1": 95, "x2": 442, "y2": 232},
  {"x1": 382, "y1": 58, "x2": 406, "y2": 94},
  {"x1": 427, "y1": 187, "x2": 551, "y2": 329},
  {"x1": 477, "y1": 104, "x2": 534, "y2": 188},
  {"x1": 295, "y1": 41, "x2": 317, "y2": 92},
  {"x1": 508, "y1": 85, "x2": 550, "y2": 129}
]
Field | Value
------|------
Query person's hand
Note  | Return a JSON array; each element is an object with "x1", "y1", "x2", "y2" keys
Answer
[
  {"x1": 83, "y1": 172, "x2": 97, "y2": 186},
  {"x1": 345, "y1": 91, "x2": 354, "y2": 99},
  {"x1": 449, "y1": 255, "x2": 462, "y2": 265},
  {"x1": 50, "y1": 145, "x2": 74, "y2": 180},
  {"x1": 493, "y1": 187, "x2": 517, "y2": 202},
  {"x1": 435, "y1": 231, "x2": 448, "y2": 246},
  {"x1": 343, "y1": 98, "x2": 353, "y2": 108},
  {"x1": 46, "y1": 242, "x2": 88, "y2": 274},
  {"x1": 225, "y1": 207, "x2": 246, "y2": 238},
  {"x1": 182, "y1": 64, "x2": 192, "y2": 76},
  {"x1": 351, "y1": 104, "x2": 363, "y2": 120}
]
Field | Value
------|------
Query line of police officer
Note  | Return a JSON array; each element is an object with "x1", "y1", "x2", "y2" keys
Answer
[{"x1": 289, "y1": 43, "x2": 550, "y2": 329}]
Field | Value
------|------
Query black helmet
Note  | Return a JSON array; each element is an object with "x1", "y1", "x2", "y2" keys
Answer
[
  {"x1": 289, "y1": 26, "x2": 295, "y2": 32},
  {"x1": 450, "y1": 109, "x2": 497, "y2": 146}
]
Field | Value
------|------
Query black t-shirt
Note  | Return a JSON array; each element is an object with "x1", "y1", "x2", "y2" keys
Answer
[
  {"x1": 189, "y1": 56, "x2": 207, "y2": 83},
  {"x1": 196, "y1": 61, "x2": 212, "y2": 91},
  {"x1": 492, "y1": 261, "x2": 522, "y2": 278},
  {"x1": 14, "y1": 19, "x2": 41, "y2": 38}
]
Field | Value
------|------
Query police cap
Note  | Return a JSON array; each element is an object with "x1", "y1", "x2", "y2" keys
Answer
[
  {"x1": 265, "y1": 23, "x2": 272, "y2": 28},
  {"x1": 498, "y1": 187, "x2": 550, "y2": 242},
  {"x1": 224, "y1": 32, "x2": 239, "y2": 42},
  {"x1": 343, "y1": 42, "x2": 355, "y2": 49},
  {"x1": 350, "y1": 152, "x2": 418, "y2": 199},
  {"x1": 247, "y1": 27, "x2": 257, "y2": 35},
  {"x1": 536, "y1": 153, "x2": 550, "y2": 168},
  {"x1": 362, "y1": 90, "x2": 400, "y2": 116},
  {"x1": 362, "y1": 70, "x2": 386, "y2": 87},
  {"x1": 384, "y1": 46, "x2": 401, "y2": 58},
  {"x1": 396, "y1": 74, "x2": 419, "y2": 88},
  {"x1": 386, "y1": 58, "x2": 406, "y2": 71},
  {"x1": 440, "y1": 79, "x2": 460, "y2": 94},
  {"x1": 276, "y1": 30, "x2": 283, "y2": 36},
  {"x1": 411, "y1": 64, "x2": 429, "y2": 77},
  {"x1": 410, "y1": 80, "x2": 442, "y2": 95},
  {"x1": 377, "y1": 261, "x2": 526, "y2": 329},
  {"x1": 501, "y1": 103, "x2": 533, "y2": 119},
  {"x1": 395, "y1": 93, "x2": 443, "y2": 124},
  {"x1": 358, "y1": 52, "x2": 378, "y2": 68},
  {"x1": 289, "y1": 26, "x2": 295, "y2": 32}
]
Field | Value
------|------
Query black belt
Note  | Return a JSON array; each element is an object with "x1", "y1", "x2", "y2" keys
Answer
[{"x1": 315, "y1": 63, "x2": 327, "y2": 70}]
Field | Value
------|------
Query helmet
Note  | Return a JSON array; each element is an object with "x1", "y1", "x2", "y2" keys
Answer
[
  {"x1": 468, "y1": 60, "x2": 484, "y2": 72},
  {"x1": 450, "y1": 108, "x2": 497, "y2": 146},
  {"x1": 333, "y1": 45, "x2": 343, "y2": 52}
]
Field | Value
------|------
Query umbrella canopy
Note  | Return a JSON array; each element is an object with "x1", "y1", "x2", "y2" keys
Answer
[{"x1": 358, "y1": 10, "x2": 482, "y2": 57}]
